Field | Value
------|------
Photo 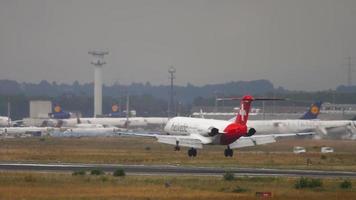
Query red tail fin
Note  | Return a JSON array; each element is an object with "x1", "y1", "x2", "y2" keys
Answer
[
  {"x1": 217, "y1": 95, "x2": 284, "y2": 125},
  {"x1": 235, "y1": 95, "x2": 254, "y2": 125}
]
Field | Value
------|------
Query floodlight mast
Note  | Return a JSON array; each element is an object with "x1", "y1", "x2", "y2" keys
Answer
[
  {"x1": 89, "y1": 50, "x2": 109, "y2": 117},
  {"x1": 168, "y1": 66, "x2": 176, "y2": 117}
]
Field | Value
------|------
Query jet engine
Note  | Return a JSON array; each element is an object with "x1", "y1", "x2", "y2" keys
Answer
[
  {"x1": 247, "y1": 128, "x2": 256, "y2": 136},
  {"x1": 208, "y1": 127, "x2": 219, "y2": 136},
  {"x1": 346, "y1": 121, "x2": 356, "y2": 135}
]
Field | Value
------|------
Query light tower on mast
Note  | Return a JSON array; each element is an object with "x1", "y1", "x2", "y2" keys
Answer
[
  {"x1": 168, "y1": 66, "x2": 176, "y2": 117},
  {"x1": 89, "y1": 50, "x2": 108, "y2": 117}
]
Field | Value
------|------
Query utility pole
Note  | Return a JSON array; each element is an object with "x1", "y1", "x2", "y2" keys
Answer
[
  {"x1": 347, "y1": 56, "x2": 352, "y2": 86},
  {"x1": 214, "y1": 91, "x2": 218, "y2": 112},
  {"x1": 126, "y1": 93, "x2": 130, "y2": 126},
  {"x1": 7, "y1": 97, "x2": 11, "y2": 126},
  {"x1": 262, "y1": 101, "x2": 265, "y2": 120},
  {"x1": 168, "y1": 66, "x2": 176, "y2": 117}
]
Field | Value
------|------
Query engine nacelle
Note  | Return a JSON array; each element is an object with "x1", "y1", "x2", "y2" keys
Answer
[
  {"x1": 208, "y1": 127, "x2": 219, "y2": 136},
  {"x1": 346, "y1": 121, "x2": 356, "y2": 135},
  {"x1": 247, "y1": 128, "x2": 256, "y2": 136}
]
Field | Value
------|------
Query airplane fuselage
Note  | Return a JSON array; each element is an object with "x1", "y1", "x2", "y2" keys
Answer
[
  {"x1": 163, "y1": 117, "x2": 354, "y2": 143},
  {"x1": 164, "y1": 117, "x2": 247, "y2": 145}
]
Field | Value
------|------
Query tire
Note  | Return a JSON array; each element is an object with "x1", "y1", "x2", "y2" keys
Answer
[
  {"x1": 229, "y1": 149, "x2": 233, "y2": 157},
  {"x1": 188, "y1": 149, "x2": 193, "y2": 157},
  {"x1": 224, "y1": 149, "x2": 229, "y2": 157},
  {"x1": 192, "y1": 149, "x2": 197, "y2": 157}
]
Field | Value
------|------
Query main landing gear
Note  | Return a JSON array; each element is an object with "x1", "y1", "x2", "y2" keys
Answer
[
  {"x1": 174, "y1": 146, "x2": 181, "y2": 151},
  {"x1": 174, "y1": 141, "x2": 181, "y2": 151},
  {"x1": 224, "y1": 146, "x2": 233, "y2": 157},
  {"x1": 174, "y1": 141, "x2": 197, "y2": 157},
  {"x1": 188, "y1": 148, "x2": 197, "y2": 157}
]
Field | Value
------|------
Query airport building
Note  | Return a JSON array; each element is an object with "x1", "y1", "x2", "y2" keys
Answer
[{"x1": 29, "y1": 100, "x2": 52, "y2": 119}]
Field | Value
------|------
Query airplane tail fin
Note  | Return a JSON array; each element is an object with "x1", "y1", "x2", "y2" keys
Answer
[
  {"x1": 49, "y1": 104, "x2": 71, "y2": 119},
  {"x1": 300, "y1": 101, "x2": 322, "y2": 119},
  {"x1": 235, "y1": 96, "x2": 254, "y2": 125},
  {"x1": 108, "y1": 104, "x2": 125, "y2": 117},
  {"x1": 217, "y1": 96, "x2": 285, "y2": 125}
]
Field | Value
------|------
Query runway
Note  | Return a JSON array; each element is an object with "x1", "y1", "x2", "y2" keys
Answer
[{"x1": 0, "y1": 162, "x2": 356, "y2": 178}]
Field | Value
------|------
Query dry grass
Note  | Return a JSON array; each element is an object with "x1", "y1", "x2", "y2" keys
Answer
[
  {"x1": 0, "y1": 137, "x2": 356, "y2": 171},
  {"x1": 0, "y1": 171, "x2": 355, "y2": 200}
]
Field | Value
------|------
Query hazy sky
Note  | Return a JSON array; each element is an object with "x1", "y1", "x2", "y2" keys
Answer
[{"x1": 0, "y1": 0, "x2": 355, "y2": 91}]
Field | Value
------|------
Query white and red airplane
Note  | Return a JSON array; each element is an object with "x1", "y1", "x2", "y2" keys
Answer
[{"x1": 124, "y1": 95, "x2": 314, "y2": 157}]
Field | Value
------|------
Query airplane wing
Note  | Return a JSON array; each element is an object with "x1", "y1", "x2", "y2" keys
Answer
[
  {"x1": 117, "y1": 131, "x2": 204, "y2": 149},
  {"x1": 229, "y1": 132, "x2": 315, "y2": 149},
  {"x1": 118, "y1": 131, "x2": 314, "y2": 150},
  {"x1": 156, "y1": 135, "x2": 203, "y2": 149}
]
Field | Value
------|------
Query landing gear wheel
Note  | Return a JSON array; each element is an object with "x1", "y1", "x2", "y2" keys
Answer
[
  {"x1": 192, "y1": 148, "x2": 197, "y2": 157},
  {"x1": 224, "y1": 148, "x2": 233, "y2": 157},
  {"x1": 229, "y1": 149, "x2": 233, "y2": 157},
  {"x1": 174, "y1": 141, "x2": 180, "y2": 151},
  {"x1": 224, "y1": 149, "x2": 229, "y2": 157},
  {"x1": 188, "y1": 148, "x2": 197, "y2": 157}
]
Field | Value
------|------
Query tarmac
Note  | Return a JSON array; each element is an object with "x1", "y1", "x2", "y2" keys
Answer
[{"x1": 0, "y1": 162, "x2": 355, "y2": 178}]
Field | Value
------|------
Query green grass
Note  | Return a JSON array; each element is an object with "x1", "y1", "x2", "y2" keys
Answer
[
  {"x1": 0, "y1": 137, "x2": 356, "y2": 171},
  {"x1": 0, "y1": 172, "x2": 355, "y2": 200}
]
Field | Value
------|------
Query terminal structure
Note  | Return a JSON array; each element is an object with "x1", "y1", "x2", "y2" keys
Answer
[{"x1": 89, "y1": 50, "x2": 109, "y2": 117}]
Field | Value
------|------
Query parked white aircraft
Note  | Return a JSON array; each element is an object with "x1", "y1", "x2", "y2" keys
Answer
[
  {"x1": 0, "y1": 126, "x2": 52, "y2": 137},
  {"x1": 124, "y1": 95, "x2": 314, "y2": 157},
  {"x1": 47, "y1": 103, "x2": 169, "y2": 128},
  {"x1": 56, "y1": 117, "x2": 168, "y2": 128},
  {"x1": 48, "y1": 117, "x2": 127, "y2": 137},
  {"x1": 50, "y1": 127, "x2": 123, "y2": 137}
]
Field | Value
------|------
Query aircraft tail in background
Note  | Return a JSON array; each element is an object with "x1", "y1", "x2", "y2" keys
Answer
[
  {"x1": 300, "y1": 101, "x2": 322, "y2": 120},
  {"x1": 48, "y1": 104, "x2": 71, "y2": 119},
  {"x1": 107, "y1": 104, "x2": 126, "y2": 118}
]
